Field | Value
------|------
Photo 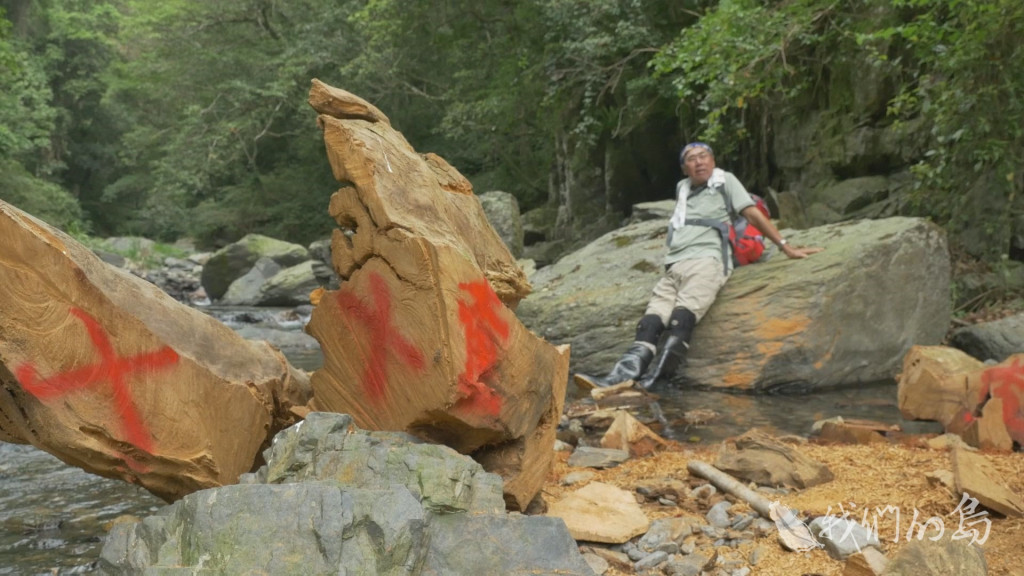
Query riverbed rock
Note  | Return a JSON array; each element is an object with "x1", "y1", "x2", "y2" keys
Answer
[
  {"x1": 200, "y1": 233, "x2": 311, "y2": 300},
  {"x1": 714, "y1": 430, "x2": 833, "y2": 489},
  {"x1": 568, "y1": 446, "x2": 630, "y2": 469},
  {"x1": 221, "y1": 257, "x2": 282, "y2": 304},
  {"x1": 99, "y1": 412, "x2": 594, "y2": 575},
  {"x1": 546, "y1": 482, "x2": 651, "y2": 544},
  {"x1": 881, "y1": 532, "x2": 987, "y2": 576},
  {"x1": 517, "y1": 216, "x2": 950, "y2": 391},
  {"x1": 221, "y1": 259, "x2": 320, "y2": 306},
  {"x1": 808, "y1": 516, "x2": 881, "y2": 560},
  {"x1": 950, "y1": 313, "x2": 1024, "y2": 363},
  {"x1": 479, "y1": 190, "x2": 525, "y2": 258}
]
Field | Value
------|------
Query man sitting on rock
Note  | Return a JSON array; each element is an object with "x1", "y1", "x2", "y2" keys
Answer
[{"x1": 577, "y1": 142, "x2": 821, "y2": 390}]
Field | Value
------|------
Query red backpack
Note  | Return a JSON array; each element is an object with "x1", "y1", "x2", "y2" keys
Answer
[{"x1": 685, "y1": 188, "x2": 770, "y2": 275}]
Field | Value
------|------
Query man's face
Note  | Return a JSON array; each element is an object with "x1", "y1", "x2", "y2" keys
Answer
[{"x1": 682, "y1": 149, "x2": 715, "y2": 186}]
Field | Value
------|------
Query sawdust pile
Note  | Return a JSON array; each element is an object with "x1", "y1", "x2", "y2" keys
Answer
[{"x1": 542, "y1": 438, "x2": 1024, "y2": 575}]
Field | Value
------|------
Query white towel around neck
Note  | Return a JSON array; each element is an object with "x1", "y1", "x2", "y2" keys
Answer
[{"x1": 669, "y1": 167, "x2": 726, "y2": 231}]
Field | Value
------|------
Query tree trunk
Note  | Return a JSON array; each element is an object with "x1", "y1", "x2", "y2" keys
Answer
[
  {"x1": 0, "y1": 202, "x2": 311, "y2": 502},
  {"x1": 305, "y1": 79, "x2": 570, "y2": 510}
]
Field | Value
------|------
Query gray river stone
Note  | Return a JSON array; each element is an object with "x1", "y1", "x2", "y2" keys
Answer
[
  {"x1": 950, "y1": 312, "x2": 1024, "y2": 362},
  {"x1": 567, "y1": 446, "x2": 630, "y2": 469},
  {"x1": 98, "y1": 412, "x2": 593, "y2": 576},
  {"x1": 517, "y1": 216, "x2": 950, "y2": 391},
  {"x1": 201, "y1": 233, "x2": 310, "y2": 300}
]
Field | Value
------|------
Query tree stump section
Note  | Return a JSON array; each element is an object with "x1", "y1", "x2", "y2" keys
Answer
[
  {"x1": 0, "y1": 202, "x2": 311, "y2": 501},
  {"x1": 305, "y1": 79, "x2": 569, "y2": 510}
]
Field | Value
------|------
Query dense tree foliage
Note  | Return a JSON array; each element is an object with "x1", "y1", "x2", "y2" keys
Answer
[{"x1": 0, "y1": 0, "x2": 1021, "y2": 263}]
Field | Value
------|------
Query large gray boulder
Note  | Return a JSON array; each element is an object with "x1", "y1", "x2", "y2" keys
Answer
[
  {"x1": 99, "y1": 413, "x2": 593, "y2": 576},
  {"x1": 479, "y1": 190, "x2": 525, "y2": 258},
  {"x1": 200, "y1": 234, "x2": 311, "y2": 300},
  {"x1": 950, "y1": 313, "x2": 1024, "y2": 362},
  {"x1": 221, "y1": 260, "x2": 320, "y2": 307},
  {"x1": 516, "y1": 216, "x2": 950, "y2": 391}
]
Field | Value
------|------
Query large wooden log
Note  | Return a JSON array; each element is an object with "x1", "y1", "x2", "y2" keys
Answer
[
  {"x1": 305, "y1": 79, "x2": 569, "y2": 509},
  {"x1": 899, "y1": 346, "x2": 1024, "y2": 449},
  {"x1": 897, "y1": 345, "x2": 985, "y2": 425},
  {"x1": 0, "y1": 202, "x2": 311, "y2": 501}
]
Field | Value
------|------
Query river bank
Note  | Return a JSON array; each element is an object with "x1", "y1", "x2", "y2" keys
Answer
[{"x1": 4, "y1": 415, "x2": 1020, "y2": 575}]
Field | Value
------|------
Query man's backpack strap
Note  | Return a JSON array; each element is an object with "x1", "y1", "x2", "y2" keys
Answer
[
  {"x1": 683, "y1": 183, "x2": 734, "y2": 276},
  {"x1": 682, "y1": 217, "x2": 730, "y2": 276}
]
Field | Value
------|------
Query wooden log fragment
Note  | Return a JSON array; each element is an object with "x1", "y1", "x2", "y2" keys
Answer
[
  {"x1": 897, "y1": 345, "x2": 985, "y2": 426},
  {"x1": 304, "y1": 80, "x2": 568, "y2": 509},
  {"x1": 600, "y1": 411, "x2": 668, "y2": 457},
  {"x1": 952, "y1": 446, "x2": 1024, "y2": 517},
  {"x1": 0, "y1": 201, "x2": 311, "y2": 501},
  {"x1": 960, "y1": 397, "x2": 1014, "y2": 452}
]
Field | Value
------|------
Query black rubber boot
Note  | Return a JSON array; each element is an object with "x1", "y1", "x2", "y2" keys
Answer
[
  {"x1": 638, "y1": 308, "x2": 697, "y2": 390},
  {"x1": 585, "y1": 343, "x2": 656, "y2": 388},
  {"x1": 576, "y1": 314, "x2": 662, "y2": 388}
]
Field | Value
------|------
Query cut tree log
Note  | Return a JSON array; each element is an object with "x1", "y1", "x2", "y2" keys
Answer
[
  {"x1": 0, "y1": 201, "x2": 311, "y2": 501},
  {"x1": 897, "y1": 345, "x2": 984, "y2": 426},
  {"x1": 899, "y1": 347, "x2": 1023, "y2": 448},
  {"x1": 304, "y1": 79, "x2": 570, "y2": 510}
]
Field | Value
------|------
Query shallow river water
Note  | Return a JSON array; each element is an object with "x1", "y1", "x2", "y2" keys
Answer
[{"x1": 0, "y1": 308, "x2": 920, "y2": 574}]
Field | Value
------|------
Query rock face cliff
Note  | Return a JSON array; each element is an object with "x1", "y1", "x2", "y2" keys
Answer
[{"x1": 517, "y1": 215, "x2": 951, "y2": 392}]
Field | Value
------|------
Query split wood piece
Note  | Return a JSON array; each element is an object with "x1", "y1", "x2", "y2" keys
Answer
[
  {"x1": 600, "y1": 411, "x2": 668, "y2": 458},
  {"x1": 897, "y1": 345, "x2": 984, "y2": 426},
  {"x1": 474, "y1": 347, "x2": 568, "y2": 510},
  {"x1": 687, "y1": 460, "x2": 773, "y2": 519},
  {"x1": 305, "y1": 80, "x2": 568, "y2": 509},
  {"x1": 964, "y1": 354, "x2": 1024, "y2": 446},
  {"x1": 842, "y1": 547, "x2": 889, "y2": 576},
  {"x1": 952, "y1": 446, "x2": 1024, "y2": 517},
  {"x1": 960, "y1": 397, "x2": 1014, "y2": 452},
  {"x1": 0, "y1": 201, "x2": 311, "y2": 502}
]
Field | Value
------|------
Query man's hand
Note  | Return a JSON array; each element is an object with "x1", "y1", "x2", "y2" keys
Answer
[{"x1": 781, "y1": 243, "x2": 823, "y2": 259}]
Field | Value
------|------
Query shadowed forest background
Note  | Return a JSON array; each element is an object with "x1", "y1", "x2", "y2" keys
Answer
[{"x1": 2, "y1": 0, "x2": 1023, "y2": 314}]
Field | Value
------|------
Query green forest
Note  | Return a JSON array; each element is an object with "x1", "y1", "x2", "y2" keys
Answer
[{"x1": 1, "y1": 0, "x2": 1022, "y2": 273}]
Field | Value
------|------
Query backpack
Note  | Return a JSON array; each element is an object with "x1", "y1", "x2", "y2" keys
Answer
[{"x1": 684, "y1": 186, "x2": 771, "y2": 275}]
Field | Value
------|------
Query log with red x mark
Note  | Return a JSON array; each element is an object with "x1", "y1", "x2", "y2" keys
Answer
[
  {"x1": 335, "y1": 272, "x2": 425, "y2": 402},
  {"x1": 15, "y1": 307, "x2": 179, "y2": 453}
]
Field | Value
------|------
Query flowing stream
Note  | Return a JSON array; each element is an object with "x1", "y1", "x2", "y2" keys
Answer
[{"x1": 0, "y1": 307, "x2": 921, "y2": 574}]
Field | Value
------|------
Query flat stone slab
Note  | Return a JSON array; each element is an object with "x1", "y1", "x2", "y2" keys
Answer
[{"x1": 547, "y1": 482, "x2": 650, "y2": 544}]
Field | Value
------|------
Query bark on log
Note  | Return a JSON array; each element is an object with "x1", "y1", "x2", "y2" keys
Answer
[
  {"x1": 305, "y1": 80, "x2": 569, "y2": 510},
  {"x1": 0, "y1": 201, "x2": 311, "y2": 501}
]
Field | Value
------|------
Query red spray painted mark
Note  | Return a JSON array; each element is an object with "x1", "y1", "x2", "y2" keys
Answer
[
  {"x1": 455, "y1": 279, "x2": 508, "y2": 416},
  {"x1": 15, "y1": 307, "x2": 179, "y2": 453},
  {"x1": 335, "y1": 272, "x2": 425, "y2": 401},
  {"x1": 976, "y1": 357, "x2": 1024, "y2": 444}
]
